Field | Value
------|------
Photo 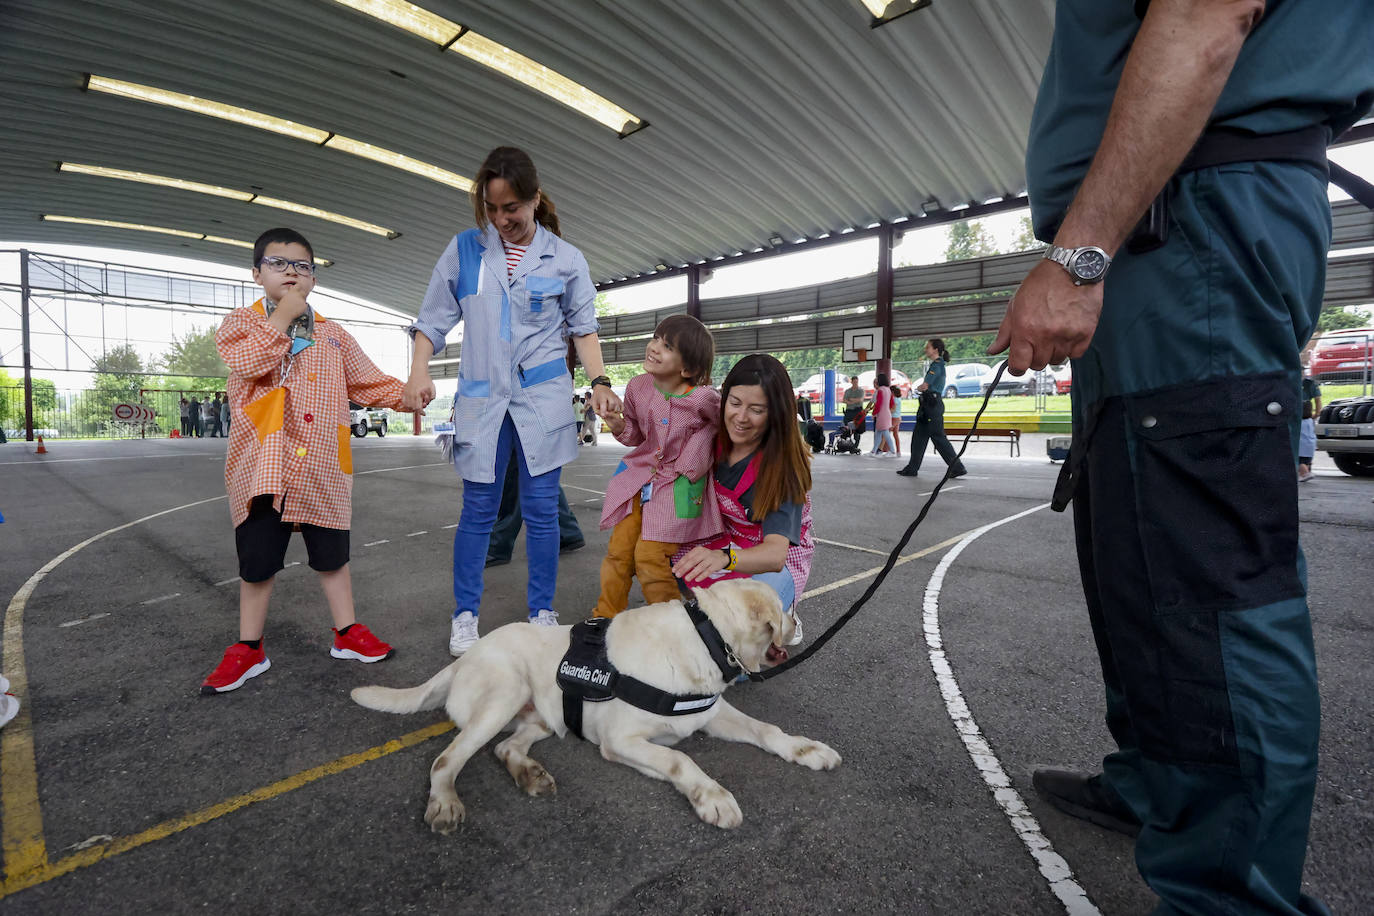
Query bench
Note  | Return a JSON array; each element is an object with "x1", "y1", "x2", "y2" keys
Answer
[{"x1": 944, "y1": 427, "x2": 1021, "y2": 457}]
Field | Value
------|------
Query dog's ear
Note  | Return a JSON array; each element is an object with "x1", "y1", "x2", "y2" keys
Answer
[{"x1": 744, "y1": 581, "x2": 786, "y2": 646}]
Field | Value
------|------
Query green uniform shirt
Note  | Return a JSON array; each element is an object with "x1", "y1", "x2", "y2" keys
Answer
[{"x1": 1026, "y1": 0, "x2": 1374, "y2": 238}]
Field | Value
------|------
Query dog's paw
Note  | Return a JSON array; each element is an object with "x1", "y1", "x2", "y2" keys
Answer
[
  {"x1": 515, "y1": 761, "x2": 557, "y2": 798},
  {"x1": 789, "y1": 739, "x2": 841, "y2": 771},
  {"x1": 424, "y1": 795, "x2": 466, "y2": 835},
  {"x1": 690, "y1": 784, "x2": 743, "y2": 829}
]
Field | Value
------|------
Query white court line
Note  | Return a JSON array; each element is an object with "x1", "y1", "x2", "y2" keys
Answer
[
  {"x1": 406, "y1": 531, "x2": 428, "y2": 537},
  {"x1": 213, "y1": 577, "x2": 240, "y2": 587},
  {"x1": 283, "y1": 561, "x2": 300, "y2": 569},
  {"x1": 0, "y1": 453, "x2": 222, "y2": 466},
  {"x1": 561, "y1": 483, "x2": 606, "y2": 497},
  {"x1": 362, "y1": 539, "x2": 390, "y2": 547},
  {"x1": 922, "y1": 503, "x2": 1100, "y2": 916},
  {"x1": 58, "y1": 613, "x2": 110, "y2": 628},
  {"x1": 139, "y1": 593, "x2": 181, "y2": 606},
  {"x1": 441, "y1": 523, "x2": 459, "y2": 529}
]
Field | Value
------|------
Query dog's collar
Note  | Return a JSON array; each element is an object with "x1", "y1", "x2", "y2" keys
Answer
[{"x1": 682, "y1": 596, "x2": 747, "y2": 685}]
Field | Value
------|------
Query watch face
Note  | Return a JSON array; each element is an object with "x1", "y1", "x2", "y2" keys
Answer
[{"x1": 1072, "y1": 248, "x2": 1108, "y2": 281}]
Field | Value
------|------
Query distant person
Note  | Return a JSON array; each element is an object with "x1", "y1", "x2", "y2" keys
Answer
[
  {"x1": 582, "y1": 392, "x2": 598, "y2": 445},
  {"x1": 220, "y1": 392, "x2": 231, "y2": 435},
  {"x1": 180, "y1": 397, "x2": 191, "y2": 437},
  {"x1": 804, "y1": 416, "x2": 825, "y2": 453},
  {"x1": 865, "y1": 373, "x2": 895, "y2": 457},
  {"x1": 1299, "y1": 371, "x2": 1322, "y2": 483},
  {"x1": 841, "y1": 374, "x2": 864, "y2": 424},
  {"x1": 200, "y1": 227, "x2": 412, "y2": 695},
  {"x1": 188, "y1": 397, "x2": 202, "y2": 437},
  {"x1": 896, "y1": 339, "x2": 966, "y2": 479},
  {"x1": 888, "y1": 384, "x2": 903, "y2": 457},
  {"x1": 207, "y1": 395, "x2": 222, "y2": 438}
]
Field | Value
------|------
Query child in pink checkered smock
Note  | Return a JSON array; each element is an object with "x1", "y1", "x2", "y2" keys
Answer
[{"x1": 593, "y1": 316, "x2": 721, "y2": 617}]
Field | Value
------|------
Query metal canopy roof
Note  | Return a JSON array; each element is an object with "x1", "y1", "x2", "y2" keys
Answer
[{"x1": 0, "y1": 0, "x2": 1053, "y2": 313}]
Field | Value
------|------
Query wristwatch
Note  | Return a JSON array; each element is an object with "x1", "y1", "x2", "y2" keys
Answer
[
  {"x1": 590, "y1": 375, "x2": 613, "y2": 390},
  {"x1": 721, "y1": 546, "x2": 738, "y2": 571},
  {"x1": 1044, "y1": 245, "x2": 1112, "y2": 285}
]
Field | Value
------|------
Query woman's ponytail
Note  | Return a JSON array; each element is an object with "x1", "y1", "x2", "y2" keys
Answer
[{"x1": 535, "y1": 192, "x2": 561, "y2": 238}]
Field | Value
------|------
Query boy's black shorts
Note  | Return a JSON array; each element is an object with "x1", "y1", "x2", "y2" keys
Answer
[{"x1": 235, "y1": 495, "x2": 350, "y2": 582}]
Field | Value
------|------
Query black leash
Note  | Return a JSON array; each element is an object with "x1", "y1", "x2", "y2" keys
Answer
[{"x1": 683, "y1": 362, "x2": 1010, "y2": 682}]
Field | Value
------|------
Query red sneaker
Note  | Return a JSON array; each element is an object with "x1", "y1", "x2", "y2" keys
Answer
[
  {"x1": 330, "y1": 623, "x2": 393, "y2": 663},
  {"x1": 200, "y1": 643, "x2": 270, "y2": 695}
]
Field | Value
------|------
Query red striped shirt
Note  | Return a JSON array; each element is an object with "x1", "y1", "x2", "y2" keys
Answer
[{"x1": 502, "y1": 241, "x2": 527, "y2": 277}]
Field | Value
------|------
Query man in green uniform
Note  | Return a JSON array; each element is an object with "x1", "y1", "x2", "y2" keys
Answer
[{"x1": 992, "y1": 1, "x2": 1373, "y2": 913}]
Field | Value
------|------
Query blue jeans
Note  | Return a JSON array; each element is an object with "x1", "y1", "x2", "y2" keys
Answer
[
  {"x1": 452, "y1": 413, "x2": 561, "y2": 618},
  {"x1": 749, "y1": 569, "x2": 796, "y2": 613},
  {"x1": 486, "y1": 451, "x2": 584, "y2": 562}
]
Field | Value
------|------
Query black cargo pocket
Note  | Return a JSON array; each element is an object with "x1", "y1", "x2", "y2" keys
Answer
[{"x1": 1127, "y1": 372, "x2": 1302, "y2": 615}]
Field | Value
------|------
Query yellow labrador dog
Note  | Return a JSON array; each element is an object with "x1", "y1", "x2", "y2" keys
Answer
[{"x1": 352, "y1": 578, "x2": 839, "y2": 833}]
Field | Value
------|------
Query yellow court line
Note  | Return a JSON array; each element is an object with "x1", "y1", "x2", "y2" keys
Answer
[
  {"x1": 2, "y1": 496, "x2": 228, "y2": 881},
  {"x1": 1, "y1": 461, "x2": 451, "y2": 886},
  {"x1": 0, "y1": 721, "x2": 454, "y2": 898},
  {"x1": 800, "y1": 525, "x2": 989, "y2": 602}
]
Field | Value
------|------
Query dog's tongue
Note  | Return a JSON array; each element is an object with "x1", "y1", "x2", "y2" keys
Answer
[{"x1": 766, "y1": 645, "x2": 789, "y2": 663}]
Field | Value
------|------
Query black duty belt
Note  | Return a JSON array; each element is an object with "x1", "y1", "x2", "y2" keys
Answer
[{"x1": 556, "y1": 593, "x2": 743, "y2": 740}]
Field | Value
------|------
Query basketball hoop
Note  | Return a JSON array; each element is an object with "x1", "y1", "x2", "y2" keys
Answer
[{"x1": 855, "y1": 348, "x2": 868, "y2": 362}]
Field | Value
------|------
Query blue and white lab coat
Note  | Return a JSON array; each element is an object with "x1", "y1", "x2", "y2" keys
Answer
[{"x1": 409, "y1": 224, "x2": 599, "y2": 484}]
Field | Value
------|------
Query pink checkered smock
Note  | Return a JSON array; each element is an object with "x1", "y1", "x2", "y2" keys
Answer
[
  {"x1": 674, "y1": 451, "x2": 815, "y2": 605},
  {"x1": 600, "y1": 373, "x2": 723, "y2": 543}
]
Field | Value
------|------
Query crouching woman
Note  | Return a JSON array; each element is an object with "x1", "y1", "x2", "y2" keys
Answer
[{"x1": 672, "y1": 353, "x2": 814, "y2": 641}]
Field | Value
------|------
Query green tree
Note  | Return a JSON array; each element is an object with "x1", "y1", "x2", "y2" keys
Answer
[
  {"x1": 944, "y1": 220, "x2": 997, "y2": 261},
  {"x1": 160, "y1": 326, "x2": 229, "y2": 379},
  {"x1": 80, "y1": 345, "x2": 149, "y2": 428},
  {"x1": 1010, "y1": 215, "x2": 1046, "y2": 252},
  {"x1": 1316, "y1": 302, "x2": 1371, "y2": 334}
]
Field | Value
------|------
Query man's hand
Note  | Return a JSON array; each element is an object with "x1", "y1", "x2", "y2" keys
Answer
[
  {"x1": 988, "y1": 261, "x2": 1104, "y2": 372},
  {"x1": 402, "y1": 372, "x2": 436, "y2": 411},
  {"x1": 590, "y1": 385, "x2": 621, "y2": 419}
]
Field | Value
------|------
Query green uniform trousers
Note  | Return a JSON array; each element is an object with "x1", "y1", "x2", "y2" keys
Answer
[{"x1": 1070, "y1": 160, "x2": 1330, "y2": 916}]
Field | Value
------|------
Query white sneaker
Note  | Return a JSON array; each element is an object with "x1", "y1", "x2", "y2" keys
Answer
[
  {"x1": 530, "y1": 608, "x2": 560, "y2": 626},
  {"x1": 449, "y1": 611, "x2": 479, "y2": 657},
  {"x1": 787, "y1": 610, "x2": 804, "y2": 646},
  {"x1": 0, "y1": 683, "x2": 18, "y2": 729}
]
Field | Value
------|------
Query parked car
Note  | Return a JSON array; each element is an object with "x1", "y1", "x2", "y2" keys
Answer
[
  {"x1": 349, "y1": 403, "x2": 388, "y2": 437},
  {"x1": 1051, "y1": 363, "x2": 1072, "y2": 394},
  {"x1": 795, "y1": 370, "x2": 912, "y2": 405},
  {"x1": 941, "y1": 363, "x2": 995, "y2": 398},
  {"x1": 1315, "y1": 393, "x2": 1374, "y2": 476},
  {"x1": 980, "y1": 360, "x2": 1053, "y2": 396},
  {"x1": 1309, "y1": 328, "x2": 1374, "y2": 383}
]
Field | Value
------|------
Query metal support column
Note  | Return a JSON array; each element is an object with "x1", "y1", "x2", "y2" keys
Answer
[
  {"x1": 20, "y1": 249, "x2": 35, "y2": 442},
  {"x1": 686, "y1": 265, "x2": 701, "y2": 320},
  {"x1": 876, "y1": 224, "x2": 894, "y2": 379}
]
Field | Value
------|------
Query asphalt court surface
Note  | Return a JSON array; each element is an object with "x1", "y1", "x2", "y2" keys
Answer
[{"x1": 0, "y1": 432, "x2": 1370, "y2": 914}]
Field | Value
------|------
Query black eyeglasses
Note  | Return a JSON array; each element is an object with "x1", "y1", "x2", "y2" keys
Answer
[{"x1": 258, "y1": 255, "x2": 316, "y2": 276}]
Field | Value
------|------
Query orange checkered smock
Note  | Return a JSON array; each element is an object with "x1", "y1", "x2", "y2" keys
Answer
[{"x1": 217, "y1": 299, "x2": 405, "y2": 530}]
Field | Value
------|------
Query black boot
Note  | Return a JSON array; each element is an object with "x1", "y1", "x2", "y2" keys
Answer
[{"x1": 1031, "y1": 768, "x2": 1141, "y2": 836}]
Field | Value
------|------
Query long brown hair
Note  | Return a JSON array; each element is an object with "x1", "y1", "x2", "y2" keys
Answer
[
  {"x1": 470, "y1": 146, "x2": 561, "y2": 237},
  {"x1": 718, "y1": 354, "x2": 811, "y2": 518}
]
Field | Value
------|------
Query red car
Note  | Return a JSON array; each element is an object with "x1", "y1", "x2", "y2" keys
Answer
[{"x1": 1310, "y1": 328, "x2": 1374, "y2": 383}]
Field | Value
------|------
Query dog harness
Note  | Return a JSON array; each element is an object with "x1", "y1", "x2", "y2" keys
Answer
[{"x1": 557, "y1": 597, "x2": 744, "y2": 740}]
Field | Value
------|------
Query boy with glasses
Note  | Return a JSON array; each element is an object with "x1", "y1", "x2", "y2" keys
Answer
[{"x1": 201, "y1": 228, "x2": 410, "y2": 694}]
